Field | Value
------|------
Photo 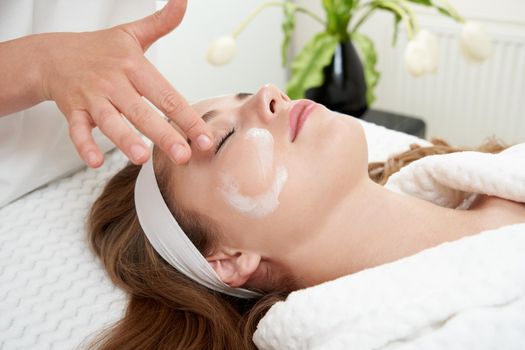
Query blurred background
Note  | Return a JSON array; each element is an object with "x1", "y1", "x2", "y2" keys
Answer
[
  {"x1": 153, "y1": 1, "x2": 286, "y2": 100},
  {"x1": 153, "y1": 0, "x2": 524, "y2": 147}
]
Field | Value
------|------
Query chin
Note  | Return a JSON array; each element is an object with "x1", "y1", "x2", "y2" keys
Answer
[
  {"x1": 274, "y1": 108, "x2": 367, "y2": 240},
  {"x1": 279, "y1": 109, "x2": 365, "y2": 233}
]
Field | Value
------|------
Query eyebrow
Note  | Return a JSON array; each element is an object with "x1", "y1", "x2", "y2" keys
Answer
[
  {"x1": 201, "y1": 110, "x2": 218, "y2": 123},
  {"x1": 186, "y1": 92, "x2": 254, "y2": 145},
  {"x1": 236, "y1": 92, "x2": 253, "y2": 100},
  {"x1": 200, "y1": 92, "x2": 253, "y2": 122}
]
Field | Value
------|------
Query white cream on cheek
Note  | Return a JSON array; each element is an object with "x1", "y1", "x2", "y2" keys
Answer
[
  {"x1": 219, "y1": 128, "x2": 288, "y2": 219},
  {"x1": 220, "y1": 167, "x2": 288, "y2": 218},
  {"x1": 246, "y1": 128, "x2": 274, "y2": 180}
]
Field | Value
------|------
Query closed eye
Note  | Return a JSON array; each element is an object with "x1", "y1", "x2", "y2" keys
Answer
[{"x1": 215, "y1": 128, "x2": 235, "y2": 154}]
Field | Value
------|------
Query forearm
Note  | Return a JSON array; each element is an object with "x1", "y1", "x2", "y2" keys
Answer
[{"x1": 0, "y1": 34, "x2": 47, "y2": 117}]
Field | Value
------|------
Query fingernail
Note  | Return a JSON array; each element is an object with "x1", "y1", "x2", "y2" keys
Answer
[
  {"x1": 86, "y1": 151, "x2": 98, "y2": 166},
  {"x1": 196, "y1": 134, "x2": 212, "y2": 150},
  {"x1": 130, "y1": 144, "x2": 146, "y2": 162},
  {"x1": 170, "y1": 144, "x2": 187, "y2": 163}
]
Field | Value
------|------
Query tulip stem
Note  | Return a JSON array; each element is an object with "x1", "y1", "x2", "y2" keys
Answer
[
  {"x1": 296, "y1": 7, "x2": 325, "y2": 26},
  {"x1": 351, "y1": 1, "x2": 416, "y2": 40},
  {"x1": 435, "y1": 0, "x2": 465, "y2": 23},
  {"x1": 231, "y1": 1, "x2": 325, "y2": 39},
  {"x1": 399, "y1": 0, "x2": 420, "y2": 33},
  {"x1": 349, "y1": 6, "x2": 375, "y2": 34}
]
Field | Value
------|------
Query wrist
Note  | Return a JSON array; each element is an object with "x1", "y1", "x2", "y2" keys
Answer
[
  {"x1": 0, "y1": 33, "x2": 50, "y2": 116},
  {"x1": 27, "y1": 33, "x2": 53, "y2": 102}
]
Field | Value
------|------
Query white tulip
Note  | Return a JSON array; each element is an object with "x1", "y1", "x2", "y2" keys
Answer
[
  {"x1": 207, "y1": 36, "x2": 237, "y2": 66},
  {"x1": 404, "y1": 29, "x2": 439, "y2": 77},
  {"x1": 459, "y1": 21, "x2": 492, "y2": 64}
]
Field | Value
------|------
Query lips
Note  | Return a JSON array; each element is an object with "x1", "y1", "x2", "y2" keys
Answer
[{"x1": 288, "y1": 99, "x2": 318, "y2": 142}]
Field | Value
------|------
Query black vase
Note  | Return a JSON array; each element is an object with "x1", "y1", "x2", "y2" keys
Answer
[{"x1": 305, "y1": 41, "x2": 368, "y2": 118}]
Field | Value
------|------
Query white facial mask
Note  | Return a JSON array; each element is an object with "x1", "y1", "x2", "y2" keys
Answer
[
  {"x1": 245, "y1": 128, "x2": 274, "y2": 180},
  {"x1": 219, "y1": 127, "x2": 288, "y2": 218},
  {"x1": 220, "y1": 166, "x2": 288, "y2": 218}
]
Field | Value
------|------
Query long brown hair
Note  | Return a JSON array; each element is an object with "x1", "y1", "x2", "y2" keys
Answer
[{"x1": 85, "y1": 137, "x2": 507, "y2": 349}]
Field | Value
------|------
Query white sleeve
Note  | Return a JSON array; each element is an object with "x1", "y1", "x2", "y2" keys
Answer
[{"x1": 0, "y1": 0, "x2": 157, "y2": 208}]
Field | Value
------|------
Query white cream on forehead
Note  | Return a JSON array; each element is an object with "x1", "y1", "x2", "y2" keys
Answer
[{"x1": 219, "y1": 127, "x2": 288, "y2": 218}]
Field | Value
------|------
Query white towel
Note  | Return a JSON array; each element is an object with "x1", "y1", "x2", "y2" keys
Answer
[
  {"x1": 254, "y1": 142, "x2": 525, "y2": 350},
  {"x1": 385, "y1": 142, "x2": 525, "y2": 209}
]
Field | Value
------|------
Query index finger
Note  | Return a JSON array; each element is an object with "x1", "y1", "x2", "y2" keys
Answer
[{"x1": 129, "y1": 59, "x2": 214, "y2": 151}]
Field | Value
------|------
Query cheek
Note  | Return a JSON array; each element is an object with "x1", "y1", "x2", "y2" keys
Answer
[
  {"x1": 213, "y1": 128, "x2": 291, "y2": 220},
  {"x1": 276, "y1": 113, "x2": 368, "y2": 226},
  {"x1": 218, "y1": 131, "x2": 277, "y2": 196}
]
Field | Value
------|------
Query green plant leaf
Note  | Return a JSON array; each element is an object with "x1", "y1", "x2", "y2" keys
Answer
[
  {"x1": 351, "y1": 32, "x2": 380, "y2": 105},
  {"x1": 332, "y1": 0, "x2": 355, "y2": 35},
  {"x1": 322, "y1": 0, "x2": 333, "y2": 12},
  {"x1": 281, "y1": 3, "x2": 297, "y2": 67},
  {"x1": 322, "y1": 0, "x2": 356, "y2": 39},
  {"x1": 406, "y1": 1, "x2": 461, "y2": 22},
  {"x1": 435, "y1": 5, "x2": 458, "y2": 21},
  {"x1": 405, "y1": 0, "x2": 432, "y2": 6},
  {"x1": 322, "y1": 0, "x2": 338, "y2": 34},
  {"x1": 286, "y1": 32, "x2": 339, "y2": 99},
  {"x1": 370, "y1": 0, "x2": 416, "y2": 40},
  {"x1": 391, "y1": 12, "x2": 401, "y2": 46}
]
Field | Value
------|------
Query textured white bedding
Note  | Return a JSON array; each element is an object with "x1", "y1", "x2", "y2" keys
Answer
[{"x1": 0, "y1": 120, "x2": 429, "y2": 349}]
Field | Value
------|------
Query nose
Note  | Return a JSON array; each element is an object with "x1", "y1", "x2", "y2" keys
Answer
[{"x1": 246, "y1": 84, "x2": 290, "y2": 123}]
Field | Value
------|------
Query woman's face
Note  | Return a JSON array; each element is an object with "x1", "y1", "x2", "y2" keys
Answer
[{"x1": 165, "y1": 84, "x2": 368, "y2": 259}]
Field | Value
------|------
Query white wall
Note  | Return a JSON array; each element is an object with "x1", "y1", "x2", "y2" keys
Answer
[
  {"x1": 293, "y1": 0, "x2": 525, "y2": 146},
  {"x1": 151, "y1": 0, "x2": 524, "y2": 145},
  {"x1": 152, "y1": 1, "x2": 286, "y2": 102}
]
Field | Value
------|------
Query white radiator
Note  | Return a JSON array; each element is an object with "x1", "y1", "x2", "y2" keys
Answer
[{"x1": 369, "y1": 15, "x2": 525, "y2": 146}]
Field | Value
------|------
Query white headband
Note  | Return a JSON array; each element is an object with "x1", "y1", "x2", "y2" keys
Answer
[{"x1": 134, "y1": 154, "x2": 261, "y2": 299}]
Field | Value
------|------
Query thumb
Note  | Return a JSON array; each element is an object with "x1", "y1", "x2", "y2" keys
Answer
[{"x1": 120, "y1": 0, "x2": 188, "y2": 51}]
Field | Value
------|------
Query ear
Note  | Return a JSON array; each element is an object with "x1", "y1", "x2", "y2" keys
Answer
[{"x1": 206, "y1": 249, "x2": 261, "y2": 288}]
